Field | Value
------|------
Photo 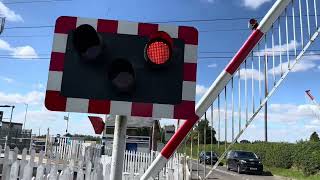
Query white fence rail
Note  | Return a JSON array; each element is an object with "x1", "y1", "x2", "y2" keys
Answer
[
  {"x1": 1, "y1": 145, "x2": 183, "y2": 180},
  {"x1": 46, "y1": 137, "x2": 101, "y2": 162},
  {"x1": 102, "y1": 151, "x2": 183, "y2": 179}
]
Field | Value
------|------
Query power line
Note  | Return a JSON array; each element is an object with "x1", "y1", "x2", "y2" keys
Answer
[
  {"x1": 2, "y1": 25, "x2": 312, "y2": 33},
  {"x1": 0, "y1": 53, "x2": 319, "y2": 61},
  {"x1": 4, "y1": 25, "x2": 54, "y2": 29},
  {"x1": 149, "y1": 17, "x2": 260, "y2": 23},
  {"x1": 2, "y1": 13, "x2": 318, "y2": 31},
  {"x1": 1, "y1": 50, "x2": 320, "y2": 57},
  {"x1": 2, "y1": 0, "x2": 72, "y2": 5},
  {"x1": 199, "y1": 49, "x2": 320, "y2": 54},
  {"x1": 198, "y1": 53, "x2": 320, "y2": 59},
  {"x1": 0, "y1": 35, "x2": 50, "y2": 38},
  {"x1": 3, "y1": 24, "x2": 248, "y2": 32},
  {"x1": 0, "y1": 57, "x2": 50, "y2": 59}
]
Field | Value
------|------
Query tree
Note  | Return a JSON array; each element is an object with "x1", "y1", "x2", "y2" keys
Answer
[
  {"x1": 192, "y1": 119, "x2": 217, "y2": 144},
  {"x1": 136, "y1": 127, "x2": 150, "y2": 136},
  {"x1": 309, "y1": 132, "x2": 320, "y2": 142},
  {"x1": 73, "y1": 134, "x2": 101, "y2": 142},
  {"x1": 159, "y1": 128, "x2": 166, "y2": 143}
]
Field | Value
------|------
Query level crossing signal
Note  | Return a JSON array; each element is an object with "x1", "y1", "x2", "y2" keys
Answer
[{"x1": 45, "y1": 16, "x2": 199, "y2": 120}]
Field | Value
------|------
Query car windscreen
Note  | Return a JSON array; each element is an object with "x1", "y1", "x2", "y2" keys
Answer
[
  {"x1": 236, "y1": 152, "x2": 257, "y2": 159},
  {"x1": 206, "y1": 152, "x2": 217, "y2": 157}
]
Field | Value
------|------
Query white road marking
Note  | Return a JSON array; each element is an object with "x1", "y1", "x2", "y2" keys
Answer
[
  {"x1": 213, "y1": 168, "x2": 239, "y2": 177},
  {"x1": 194, "y1": 160, "x2": 239, "y2": 178}
]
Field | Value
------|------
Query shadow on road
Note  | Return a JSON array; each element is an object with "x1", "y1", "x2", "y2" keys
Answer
[
  {"x1": 262, "y1": 171, "x2": 274, "y2": 176},
  {"x1": 243, "y1": 170, "x2": 274, "y2": 176}
]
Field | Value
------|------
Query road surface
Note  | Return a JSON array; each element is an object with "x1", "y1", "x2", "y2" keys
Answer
[{"x1": 189, "y1": 160, "x2": 282, "y2": 180}]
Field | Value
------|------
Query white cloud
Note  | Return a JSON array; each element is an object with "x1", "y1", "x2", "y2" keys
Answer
[
  {"x1": 310, "y1": 119, "x2": 320, "y2": 125},
  {"x1": 0, "y1": 76, "x2": 14, "y2": 83},
  {"x1": 241, "y1": 0, "x2": 272, "y2": 9},
  {"x1": 0, "y1": 39, "x2": 12, "y2": 51},
  {"x1": 266, "y1": 103, "x2": 317, "y2": 123},
  {"x1": 200, "y1": 0, "x2": 216, "y2": 3},
  {"x1": 0, "y1": 2, "x2": 23, "y2": 22},
  {"x1": 269, "y1": 53, "x2": 320, "y2": 75},
  {"x1": 196, "y1": 84, "x2": 208, "y2": 96},
  {"x1": 204, "y1": 103, "x2": 319, "y2": 142},
  {"x1": 255, "y1": 40, "x2": 300, "y2": 56},
  {"x1": 0, "y1": 39, "x2": 38, "y2": 59},
  {"x1": 11, "y1": 45, "x2": 38, "y2": 59},
  {"x1": 0, "y1": 91, "x2": 44, "y2": 105},
  {"x1": 13, "y1": 106, "x2": 62, "y2": 131},
  {"x1": 236, "y1": 51, "x2": 320, "y2": 81},
  {"x1": 33, "y1": 83, "x2": 45, "y2": 90},
  {"x1": 237, "y1": 68, "x2": 264, "y2": 80},
  {"x1": 24, "y1": 109, "x2": 59, "y2": 123},
  {"x1": 208, "y1": 63, "x2": 217, "y2": 68},
  {"x1": 304, "y1": 125, "x2": 319, "y2": 130}
]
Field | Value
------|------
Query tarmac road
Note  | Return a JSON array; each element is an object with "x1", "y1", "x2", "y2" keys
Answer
[{"x1": 190, "y1": 160, "x2": 283, "y2": 180}]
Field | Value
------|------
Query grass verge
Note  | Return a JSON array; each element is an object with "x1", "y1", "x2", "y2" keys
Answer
[{"x1": 265, "y1": 167, "x2": 320, "y2": 180}]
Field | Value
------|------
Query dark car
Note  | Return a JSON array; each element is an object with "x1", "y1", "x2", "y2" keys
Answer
[
  {"x1": 226, "y1": 150, "x2": 263, "y2": 174},
  {"x1": 199, "y1": 151, "x2": 219, "y2": 165}
]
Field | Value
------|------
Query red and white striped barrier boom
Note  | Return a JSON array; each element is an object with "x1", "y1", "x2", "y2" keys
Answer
[
  {"x1": 141, "y1": 0, "x2": 292, "y2": 179},
  {"x1": 306, "y1": 90, "x2": 316, "y2": 101},
  {"x1": 305, "y1": 90, "x2": 320, "y2": 115}
]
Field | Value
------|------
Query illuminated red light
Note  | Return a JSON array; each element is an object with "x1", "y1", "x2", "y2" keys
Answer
[{"x1": 146, "y1": 41, "x2": 171, "y2": 65}]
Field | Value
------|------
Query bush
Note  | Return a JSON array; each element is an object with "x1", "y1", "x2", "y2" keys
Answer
[
  {"x1": 293, "y1": 142, "x2": 320, "y2": 176},
  {"x1": 181, "y1": 141, "x2": 320, "y2": 176}
]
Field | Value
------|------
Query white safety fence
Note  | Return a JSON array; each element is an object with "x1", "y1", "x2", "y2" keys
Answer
[
  {"x1": 0, "y1": 145, "x2": 183, "y2": 180},
  {"x1": 102, "y1": 151, "x2": 183, "y2": 180},
  {"x1": 0, "y1": 146, "x2": 102, "y2": 180},
  {"x1": 46, "y1": 136, "x2": 101, "y2": 162}
]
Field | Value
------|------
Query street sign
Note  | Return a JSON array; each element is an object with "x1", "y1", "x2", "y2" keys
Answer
[
  {"x1": 88, "y1": 116, "x2": 105, "y2": 134},
  {"x1": 45, "y1": 16, "x2": 198, "y2": 119}
]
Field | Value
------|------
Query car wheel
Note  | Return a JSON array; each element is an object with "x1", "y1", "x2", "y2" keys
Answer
[{"x1": 237, "y1": 165, "x2": 242, "y2": 174}]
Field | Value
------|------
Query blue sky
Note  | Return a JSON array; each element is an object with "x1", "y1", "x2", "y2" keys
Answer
[{"x1": 0, "y1": 0, "x2": 319, "y2": 142}]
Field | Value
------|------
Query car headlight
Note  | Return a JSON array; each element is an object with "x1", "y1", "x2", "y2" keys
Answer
[
  {"x1": 258, "y1": 161, "x2": 262, "y2": 164},
  {"x1": 240, "y1": 160, "x2": 247, "y2": 163}
]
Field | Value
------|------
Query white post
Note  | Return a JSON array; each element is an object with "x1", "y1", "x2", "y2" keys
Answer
[
  {"x1": 110, "y1": 115, "x2": 127, "y2": 180},
  {"x1": 45, "y1": 128, "x2": 49, "y2": 155}
]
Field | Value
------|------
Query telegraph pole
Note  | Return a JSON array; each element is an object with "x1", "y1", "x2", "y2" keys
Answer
[
  {"x1": 23, "y1": 103, "x2": 28, "y2": 129},
  {"x1": 264, "y1": 55, "x2": 268, "y2": 142},
  {"x1": 0, "y1": 17, "x2": 5, "y2": 35}
]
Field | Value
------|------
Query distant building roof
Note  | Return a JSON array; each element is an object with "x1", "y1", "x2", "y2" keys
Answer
[
  {"x1": 105, "y1": 116, "x2": 158, "y2": 128},
  {"x1": 0, "y1": 121, "x2": 23, "y2": 126}
]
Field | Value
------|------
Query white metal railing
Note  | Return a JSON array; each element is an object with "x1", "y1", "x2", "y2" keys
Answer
[
  {"x1": 187, "y1": 0, "x2": 320, "y2": 178},
  {"x1": 142, "y1": 0, "x2": 320, "y2": 179}
]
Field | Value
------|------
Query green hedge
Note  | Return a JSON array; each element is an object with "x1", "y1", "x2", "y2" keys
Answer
[{"x1": 180, "y1": 141, "x2": 320, "y2": 176}]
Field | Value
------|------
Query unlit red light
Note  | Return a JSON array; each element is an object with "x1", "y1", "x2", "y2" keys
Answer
[{"x1": 146, "y1": 41, "x2": 170, "y2": 65}]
